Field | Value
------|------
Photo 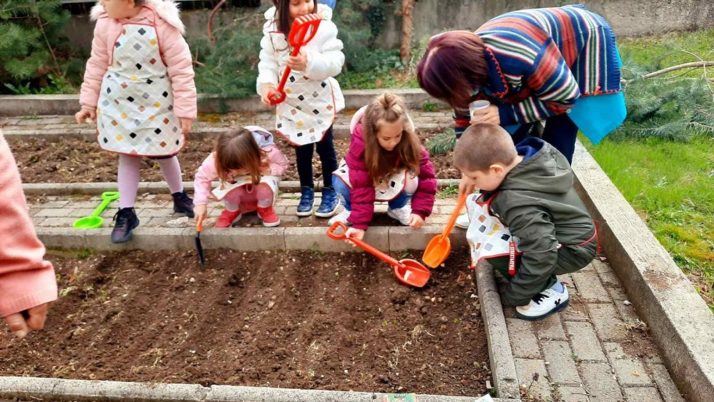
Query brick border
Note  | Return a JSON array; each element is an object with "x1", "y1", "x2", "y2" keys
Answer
[
  {"x1": 0, "y1": 376, "x2": 517, "y2": 402},
  {"x1": 0, "y1": 89, "x2": 446, "y2": 117},
  {"x1": 571, "y1": 141, "x2": 714, "y2": 402}
]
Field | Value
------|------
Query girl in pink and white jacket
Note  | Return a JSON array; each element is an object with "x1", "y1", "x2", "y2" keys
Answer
[
  {"x1": 0, "y1": 130, "x2": 57, "y2": 339},
  {"x1": 75, "y1": 0, "x2": 197, "y2": 244},
  {"x1": 331, "y1": 93, "x2": 438, "y2": 243},
  {"x1": 193, "y1": 127, "x2": 289, "y2": 228},
  {"x1": 257, "y1": 0, "x2": 344, "y2": 219}
]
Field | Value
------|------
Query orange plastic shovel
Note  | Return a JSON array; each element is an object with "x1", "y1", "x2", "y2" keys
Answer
[
  {"x1": 327, "y1": 222, "x2": 430, "y2": 288},
  {"x1": 268, "y1": 13, "x2": 322, "y2": 105},
  {"x1": 422, "y1": 193, "x2": 468, "y2": 268}
]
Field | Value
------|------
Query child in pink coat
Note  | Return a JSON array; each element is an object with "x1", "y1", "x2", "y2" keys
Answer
[
  {"x1": 193, "y1": 127, "x2": 289, "y2": 228},
  {"x1": 75, "y1": 0, "x2": 197, "y2": 244},
  {"x1": 0, "y1": 130, "x2": 58, "y2": 339}
]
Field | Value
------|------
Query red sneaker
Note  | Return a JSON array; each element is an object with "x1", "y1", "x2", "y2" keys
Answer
[
  {"x1": 257, "y1": 206, "x2": 281, "y2": 227},
  {"x1": 215, "y1": 209, "x2": 242, "y2": 228}
]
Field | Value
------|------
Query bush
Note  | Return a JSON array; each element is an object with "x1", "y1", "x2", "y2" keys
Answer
[{"x1": 0, "y1": 0, "x2": 76, "y2": 94}]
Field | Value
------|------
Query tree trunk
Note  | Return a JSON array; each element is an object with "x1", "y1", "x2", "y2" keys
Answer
[{"x1": 400, "y1": 0, "x2": 414, "y2": 65}]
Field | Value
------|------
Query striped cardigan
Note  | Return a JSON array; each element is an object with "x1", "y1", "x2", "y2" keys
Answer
[{"x1": 455, "y1": 4, "x2": 622, "y2": 134}]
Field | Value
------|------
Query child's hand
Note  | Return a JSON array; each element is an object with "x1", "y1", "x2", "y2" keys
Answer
[
  {"x1": 344, "y1": 227, "x2": 365, "y2": 246},
  {"x1": 260, "y1": 84, "x2": 277, "y2": 105},
  {"x1": 74, "y1": 108, "x2": 96, "y2": 124},
  {"x1": 180, "y1": 118, "x2": 192, "y2": 138},
  {"x1": 459, "y1": 175, "x2": 477, "y2": 196},
  {"x1": 408, "y1": 214, "x2": 425, "y2": 229},
  {"x1": 3, "y1": 303, "x2": 49, "y2": 339},
  {"x1": 287, "y1": 51, "x2": 308, "y2": 72},
  {"x1": 194, "y1": 204, "x2": 208, "y2": 228},
  {"x1": 470, "y1": 104, "x2": 500, "y2": 125}
]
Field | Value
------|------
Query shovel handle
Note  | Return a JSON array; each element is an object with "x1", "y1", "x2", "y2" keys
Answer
[
  {"x1": 326, "y1": 222, "x2": 402, "y2": 268},
  {"x1": 196, "y1": 220, "x2": 203, "y2": 233},
  {"x1": 441, "y1": 193, "x2": 468, "y2": 238},
  {"x1": 269, "y1": 14, "x2": 321, "y2": 106},
  {"x1": 89, "y1": 191, "x2": 120, "y2": 218}
]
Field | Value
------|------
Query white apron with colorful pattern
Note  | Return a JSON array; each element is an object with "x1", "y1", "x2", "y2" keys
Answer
[
  {"x1": 466, "y1": 192, "x2": 521, "y2": 276},
  {"x1": 332, "y1": 159, "x2": 412, "y2": 202},
  {"x1": 97, "y1": 10, "x2": 182, "y2": 157},
  {"x1": 275, "y1": 70, "x2": 336, "y2": 146}
]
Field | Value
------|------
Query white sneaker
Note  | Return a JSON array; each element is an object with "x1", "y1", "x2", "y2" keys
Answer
[
  {"x1": 328, "y1": 208, "x2": 350, "y2": 226},
  {"x1": 515, "y1": 282, "x2": 570, "y2": 321},
  {"x1": 387, "y1": 205, "x2": 412, "y2": 226},
  {"x1": 455, "y1": 213, "x2": 470, "y2": 229}
]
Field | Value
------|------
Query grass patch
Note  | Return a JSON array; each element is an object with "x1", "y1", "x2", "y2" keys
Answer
[{"x1": 582, "y1": 135, "x2": 714, "y2": 310}]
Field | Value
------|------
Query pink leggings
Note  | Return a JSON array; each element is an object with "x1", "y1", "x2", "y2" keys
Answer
[
  {"x1": 118, "y1": 154, "x2": 183, "y2": 208},
  {"x1": 223, "y1": 183, "x2": 274, "y2": 212}
]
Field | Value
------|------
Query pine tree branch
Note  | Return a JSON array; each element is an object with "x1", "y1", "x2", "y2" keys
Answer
[{"x1": 642, "y1": 61, "x2": 713, "y2": 79}]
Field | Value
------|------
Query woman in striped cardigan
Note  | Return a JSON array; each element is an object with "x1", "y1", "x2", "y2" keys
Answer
[{"x1": 417, "y1": 4, "x2": 626, "y2": 164}]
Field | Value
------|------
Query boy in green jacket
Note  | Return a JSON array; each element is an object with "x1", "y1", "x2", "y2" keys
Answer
[{"x1": 454, "y1": 123, "x2": 598, "y2": 320}]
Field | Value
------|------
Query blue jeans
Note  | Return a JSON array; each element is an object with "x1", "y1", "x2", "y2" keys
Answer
[{"x1": 332, "y1": 175, "x2": 410, "y2": 211}]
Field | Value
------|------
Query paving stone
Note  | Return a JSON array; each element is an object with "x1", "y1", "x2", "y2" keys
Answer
[
  {"x1": 534, "y1": 313, "x2": 567, "y2": 340},
  {"x1": 515, "y1": 358, "x2": 552, "y2": 401},
  {"x1": 591, "y1": 259, "x2": 614, "y2": 275},
  {"x1": 580, "y1": 261, "x2": 595, "y2": 272},
  {"x1": 646, "y1": 363, "x2": 686, "y2": 402},
  {"x1": 37, "y1": 200, "x2": 70, "y2": 208},
  {"x1": 40, "y1": 217, "x2": 77, "y2": 227},
  {"x1": 613, "y1": 300, "x2": 640, "y2": 324},
  {"x1": 389, "y1": 226, "x2": 445, "y2": 251},
  {"x1": 35, "y1": 208, "x2": 72, "y2": 217},
  {"x1": 555, "y1": 385, "x2": 589, "y2": 402},
  {"x1": 561, "y1": 300, "x2": 589, "y2": 321},
  {"x1": 588, "y1": 303, "x2": 628, "y2": 341},
  {"x1": 580, "y1": 362, "x2": 624, "y2": 402},
  {"x1": 541, "y1": 340, "x2": 581, "y2": 385},
  {"x1": 571, "y1": 271, "x2": 610, "y2": 302},
  {"x1": 623, "y1": 386, "x2": 664, "y2": 402},
  {"x1": 137, "y1": 208, "x2": 174, "y2": 218},
  {"x1": 607, "y1": 285, "x2": 628, "y2": 301},
  {"x1": 66, "y1": 208, "x2": 100, "y2": 217},
  {"x1": 560, "y1": 274, "x2": 578, "y2": 296},
  {"x1": 506, "y1": 318, "x2": 540, "y2": 359},
  {"x1": 603, "y1": 342, "x2": 627, "y2": 360},
  {"x1": 611, "y1": 357, "x2": 652, "y2": 386},
  {"x1": 564, "y1": 321, "x2": 606, "y2": 362}
]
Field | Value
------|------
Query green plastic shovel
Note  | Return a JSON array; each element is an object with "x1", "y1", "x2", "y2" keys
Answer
[{"x1": 72, "y1": 191, "x2": 120, "y2": 229}]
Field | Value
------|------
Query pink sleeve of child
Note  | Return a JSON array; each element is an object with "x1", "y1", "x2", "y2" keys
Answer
[
  {"x1": 158, "y1": 20, "x2": 197, "y2": 119},
  {"x1": 79, "y1": 19, "x2": 111, "y2": 109},
  {"x1": 193, "y1": 153, "x2": 218, "y2": 206},
  {"x1": 265, "y1": 145, "x2": 289, "y2": 176},
  {"x1": 0, "y1": 133, "x2": 57, "y2": 318}
]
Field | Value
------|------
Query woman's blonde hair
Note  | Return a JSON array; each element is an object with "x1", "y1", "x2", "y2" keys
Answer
[
  {"x1": 362, "y1": 93, "x2": 422, "y2": 182},
  {"x1": 214, "y1": 129, "x2": 267, "y2": 185}
]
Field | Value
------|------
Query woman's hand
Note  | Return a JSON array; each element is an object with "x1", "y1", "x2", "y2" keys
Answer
[
  {"x1": 344, "y1": 227, "x2": 365, "y2": 246},
  {"x1": 74, "y1": 108, "x2": 96, "y2": 124},
  {"x1": 194, "y1": 204, "x2": 208, "y2": 228},
  {"x1": 3, "y1": 303, "x2": 49, "y2": 339},
  {"x1": 287, "y1": 51, "x2": 308, "y2": 72},
  {"x1": 408, "y1": 214, "x2": 425, "y2": 229},
  {"x1": 470, "y1": 104, "x2": 500, "y2": 125}
]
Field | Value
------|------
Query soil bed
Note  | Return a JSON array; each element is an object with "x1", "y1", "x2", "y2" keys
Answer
[
  {"x1": 0, "y1": 249, "x2": 488, "y2": 396},
  {"x1": 7, "y1": 133, "x2": 460, "y2": 184}
]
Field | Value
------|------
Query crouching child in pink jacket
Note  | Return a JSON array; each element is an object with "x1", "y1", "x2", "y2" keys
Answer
[
  {"x1": 330, "y1": 93, "x2": 437, "y2": 242},
  {"x1": 193, "y1": 127, "x2": 289, "y2": 228}
]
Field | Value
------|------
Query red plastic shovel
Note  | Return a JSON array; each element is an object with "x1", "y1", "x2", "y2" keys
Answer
[
  {"x1": 267, "y1": 13, "x2": 322, "y2": 105},
  {"x1": 327, "y1": 222, "x2": 430, "y2": 288},
  {"x1": 422, "y1": 193, "x2": 468, "y2": 268}
]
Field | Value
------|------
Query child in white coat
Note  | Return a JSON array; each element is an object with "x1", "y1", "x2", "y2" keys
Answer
[{"x1": 257, "y1": 0, "x2": 344, "y2": 218}]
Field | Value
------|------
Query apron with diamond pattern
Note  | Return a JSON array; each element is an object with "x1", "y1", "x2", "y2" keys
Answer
[
  {"x1": 333, "y1": 159, "x2": 413, "y2": 202},
  {"x1": 275, "y1": 70, "x2": 336, "y2": 146},
  {"x1": 97, "y1": 10, "x2": 182, "y2": 157},
  {"x1": 466, "y1": 192, "x2": 521, "y2": 277}
]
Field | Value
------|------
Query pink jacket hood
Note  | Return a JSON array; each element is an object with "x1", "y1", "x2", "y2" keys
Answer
[{"x1": 91, "y1": 0, "x2": 185, "y2": 34}]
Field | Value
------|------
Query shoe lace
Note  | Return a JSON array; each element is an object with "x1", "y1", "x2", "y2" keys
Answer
[
  {"x1": 113, "y1": 209, "x2": 130, "y2": 225},
  {"x1": 531, "y1": 292, "x2": 547, "y2": 305}
]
